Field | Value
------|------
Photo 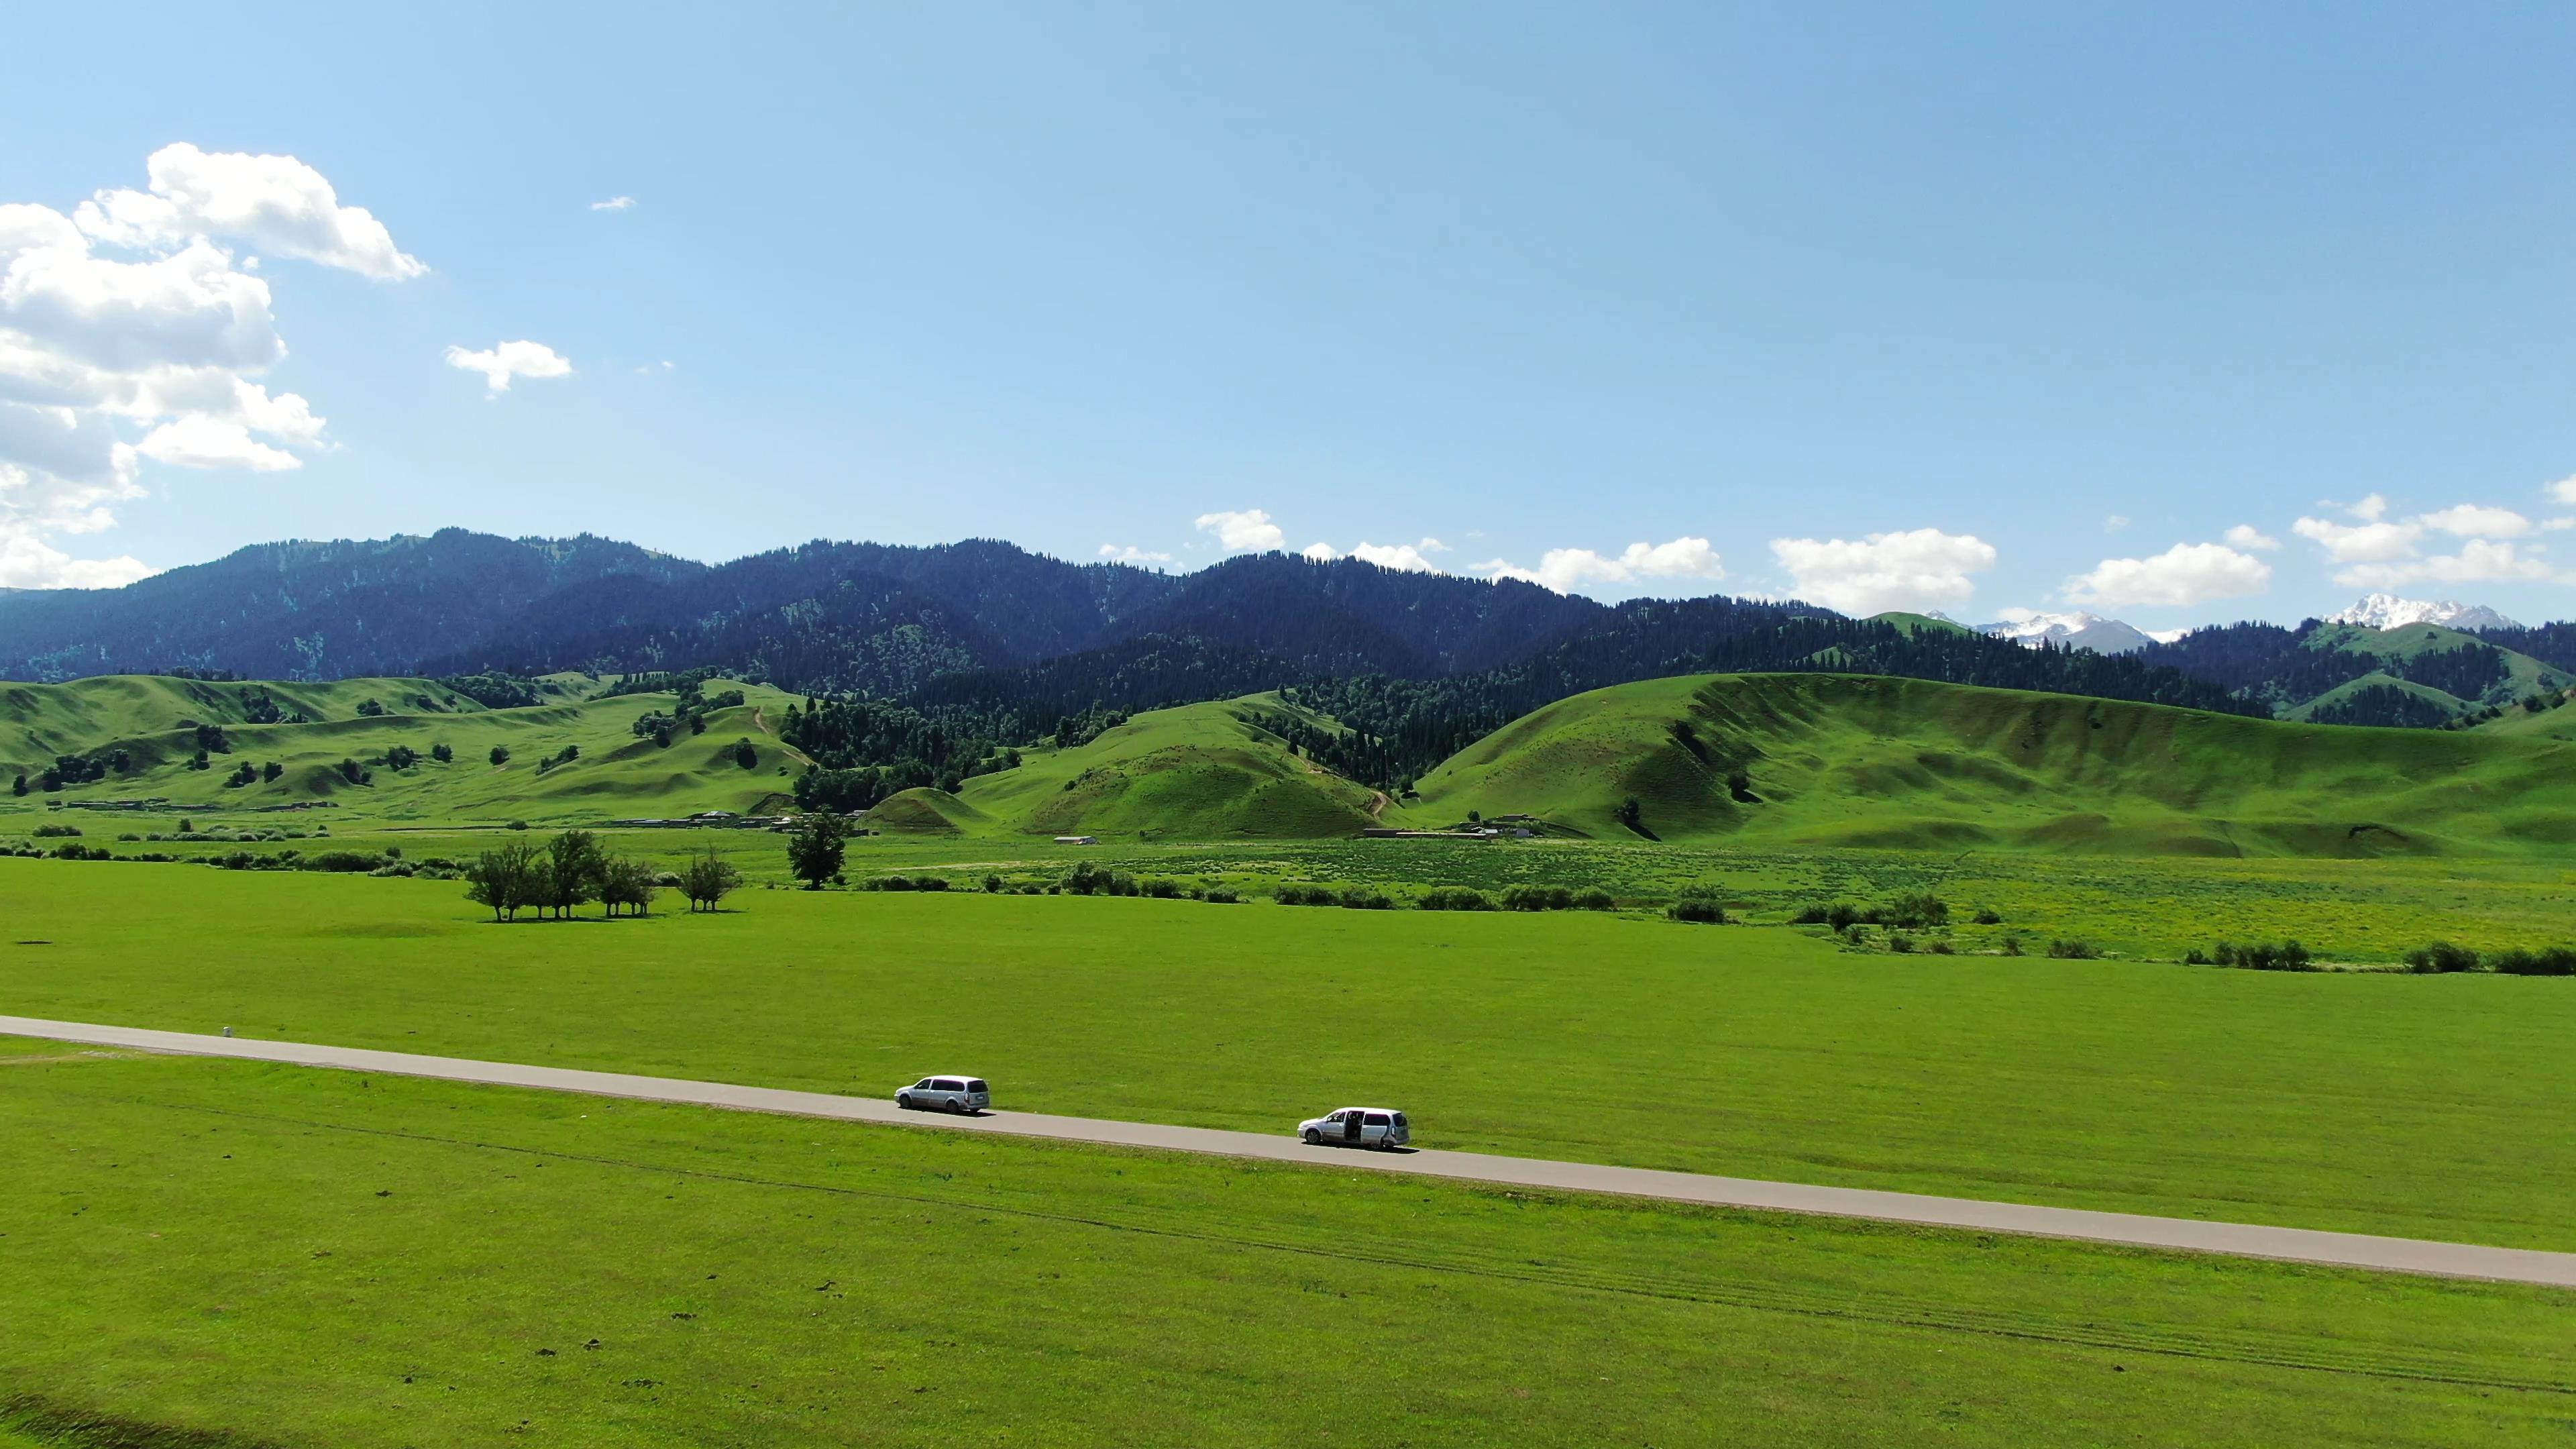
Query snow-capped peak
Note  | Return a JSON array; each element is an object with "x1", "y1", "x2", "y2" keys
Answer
[
  {"x1": 1979, "y1": 608, "x2": 2157, "y2": 655},
  {"x1": 2326, "y1": 594, "x2": 2522, "y2": 632}
]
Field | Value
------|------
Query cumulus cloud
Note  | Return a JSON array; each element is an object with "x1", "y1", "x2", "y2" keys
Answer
[
  {"x1": 1477, "y1": 537, "x2": 1724, "y2": 595},
  {"x1": 1300, "y1": 542, "x2": 1341, "y2": 561},
  {"x1": 1097, "y1": 543, "x2": 1173, "y2": 567},
  {"x1": 0, "y1": 527, "x2": 152, "y2": 589},
  {"x1": 74, "y1": 143, "x2": 425, "y2": 280},
  {"x1": 0, "y1": 146, "x2": 409, "y2": 587},
  {"x1": 1350, "y1": 540, "x2": 1443, "y2": 573},
  {"x1": 2062, "y1": 541, "x2": 2272, "y2": 608},
  {"x1": 2223, "y1": 524, "x2": 2281, "y2": 551},
  {"x1": 2104, "y1": 515, "x2": 2131, "y2": 533},
  {"x1": 445, "y1": 340, "x2": 573, "y2": 394},
  {"x1": 1194, "y1": 508, "x2": 1283, "y2": 552},
  {"x1": 1767, "y1": 528, "x2": 1994, "y2": 614},
  {"x1": 2551, "y1": 475, "x2": 2576, "y2": 506},
  {"x1": 2292, "y1": 496, "x2": 2560, "y2": 587},
  {"x1": 590, "y1": 196, "x2": 637, "y2": 212}
]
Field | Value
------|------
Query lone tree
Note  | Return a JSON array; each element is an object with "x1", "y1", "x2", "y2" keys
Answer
[
  {"x1": 680, "y1": 846, "x2": 743, "y2": 913},
  {"x1": 431, "y1": 743, "x2": 454, "y2": 763},
  {"x1": 489, "y1": 745, "x2": 511, "y2": 767},
  {"x1": 786, "y1": 811, "x2": 848, "y2": 890},
  {"x1": 464, "y1": 839, "x2": 543, "y2": 921},
  {"x1": 729, "y1": 738, "x2": 758, "y2": 769}
]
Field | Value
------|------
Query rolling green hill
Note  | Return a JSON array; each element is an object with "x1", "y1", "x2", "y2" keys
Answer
[
  {"x1": 2279, "y1": 622, "x2": 2570, "y2": 722},
  {"x1": 1398, "y1": 672, "x2": 2576, "y2": 855},
  {"x1": 873, "y1": 695, "x2": 1381, "y2": 839},
  {"x1": 2, "y1": 674, "x2": 809, "y2": 823}
]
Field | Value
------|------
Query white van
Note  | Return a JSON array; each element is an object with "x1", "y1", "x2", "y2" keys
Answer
[
  {"x1": 1298, "y1": 1107, "x2": 1410, "y2": 1150},
  {"x1": 896, "y1": 1075, "x2": 990, "y2": 1114}
]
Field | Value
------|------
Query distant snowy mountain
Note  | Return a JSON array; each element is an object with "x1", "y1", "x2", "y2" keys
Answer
[
  {"x1": 1980, "y1": 609, "x2": 2157, "y2": 655},
  {"x1": 2326, "y1": 594, "x2": 2522, "y2": 632}
]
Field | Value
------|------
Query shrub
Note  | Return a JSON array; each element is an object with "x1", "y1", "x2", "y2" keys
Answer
[
  {"x1": 2491, "y1": 947, "x2": 2576, "y2": 977},
  {"x1": 506, "y1": 819, "x2": 529, "y2": 831},
  {"x1": 2405, "y1": 941, "x2": 2481, "y2": 975},
  {"x1": 1666, "y1": 896, "x2": 1729, "y2": 925},
  {"x1": 2045, "y1": 938, "x2": 2095, "y2": 959},
  {"x1": 1140, "y1": 878, "x2": 1185, "y2": 899},
  {"x1": 1824, "y1": 902, "x2": 1862, "y2": 932},
  {"x1": 910, "y1": 875, "x2": 949, "y2": 892},
  {"x1": 304, "y1": 850, "x2": 383, "y2": 873},
  {"x1": 1878, "y1": 892, "x2": 1950, "y2": 930},
  {"x1": 1501, "y1": 884, "x2": 1574, "y2": 912},
  {"x1": 983, "y1": 873, "x2": 1006, "y2": 894},
  {"x1": 1337, "y1": 888, "x2": 1396, "y2": 910},
  {"x1": 1419, "y1": 887, "x2": 1496, "y2": 912},
  {"x1": 1886, "y1": 932, "x2": 1915, "y2": 953},
  {"x1": 1199, "y1": 888, "x2": 1241, "y2": 904},
  {"x1": 31, "y1": 823, "x2": 80, "y2": 838},
  {"x1": 1572, "y1": 889, "x2": 1616, "y2": 910},
  {"x1": 1972, "y1": 908, "x2": 2003, "y2": 926},
  {"x1": 1927, "y1": 939, "x2": 1954, "y2": 955},
  {"x1": 2000, "y1": 936, "x2": 2025, "y2": 957},
  {"x1": 2217, "y1": 940, "x2": 2315, "y2": 972},
  {"x1": 1275, "y1": 884, "x2": 1336, "y2": 906},
  {"x1": 1062, "y1": 862, "x2": 1137, "y2": 896},
  {"x1": 865, "y1": 876, "x2": 914, "y2": 892}
]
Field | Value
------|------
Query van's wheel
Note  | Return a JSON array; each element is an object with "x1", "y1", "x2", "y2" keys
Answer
[
  {"x1": 897, "y1": 1094, "x2": 913, "y2": 1110},
  {"x1": 949, "y1": 1098, "x2": 966, "y2": 1114},
  {"x1": 1303, "y1": 1128, "x2": 1322, "y2": 1145}
]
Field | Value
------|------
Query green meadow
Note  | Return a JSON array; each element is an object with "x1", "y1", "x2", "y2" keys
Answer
[
  {"x1": 5, "y1": 859, "x2": 2573, "y2": 1250},
  {"x1": 7, "y1": 1041, "x2": 2569, "y2": 1446}
]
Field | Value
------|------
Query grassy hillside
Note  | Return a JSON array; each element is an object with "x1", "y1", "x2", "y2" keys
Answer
[
  {"x1": 877, "y1": 695, "x2": 1380, "y2": 839},
  {"x1": 2288, "y1": 622, "x2": 2572, "y2": 720},
  {"x1": 1399, "y1": 672, "x2": 2576, "y2": 855},
  {"x1": 2, "y1": 674, "x2": 809, "y2": 822}
]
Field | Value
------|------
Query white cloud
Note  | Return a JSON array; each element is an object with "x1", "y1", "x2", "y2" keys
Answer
[
  {"x1": 2293, "y1": 497, "x2": 2561, "y2": 587},
  {"x1": 1350, "y1": 541, "x2": 1443, "y2": 574},
  {"x1": 2549, "y1": 475, "x2": 2576, "y2": 506},
  {"x1": 2418, "y1": 504, "x2": 2532, "y2": 539},
  {"x1": 2062, "y1": 541, "x2": 2273, "y2": 608},
  {"x1": 2544, "y1": 517, "x2": 2576, "y2": 533},
  {"x1": 445, "y1": 340, "x2": 572, "y2": 394},
  {"x1": 1096, "y1": 543, "x2": 1172, "y2": 567},
  {"x1": 1767, "y1": 528, "x2": 1994, "y2": 614},
  {"x1": 2223, "y1": 524, "x2": 2281, "y2": 551},
  {"x1": 0, "y1": 527, "x2": 152, "y2": 588},
  {"x1": 1300, "y1": 542, "x2": 1340, "y2": 561},
  {"x1": 133, "y1": 415, "x2": 299, "y2": 471},
  {"x1": 590, "y1": 196, "x2": 637, "y2": 212},
  {"x1": 74, "y1": 143, "x2": 425, "y2": 280},
  {"x1": 0, "y1": 146, "x2": 413, "y2": 589},
  {"x1": 2104, "y1": 515, "x2": 2131, "y2": 533},
  {"x1": 1193, "y1": 508, "x2": 1283, "y2": 552},
  {"x1": 1479, "y1": 537, "x2": 1725, "y2": 595},
  {"x1": 2337, "y1": 539, "x2": 2556, "y2": 589}
]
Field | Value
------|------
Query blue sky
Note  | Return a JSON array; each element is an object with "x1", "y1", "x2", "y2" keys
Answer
[{"x1": 3, "y1": 3, "x2": 2572, "y2": 625}]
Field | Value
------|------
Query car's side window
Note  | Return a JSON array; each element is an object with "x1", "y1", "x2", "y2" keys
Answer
[{"x1": 914, "y1": 1079, "x2": 932, "y2": 1089}]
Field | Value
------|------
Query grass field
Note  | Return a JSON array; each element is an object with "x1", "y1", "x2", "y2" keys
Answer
[
  {"x1": 5, "y1": 859, "x2": 2573, "y2": 1250},
  {"x1": 4, "y1": 1040, "x2": 2571, "y2": 1447},
  {"x1": 1402, "y1": 672, "x2": 2576, "y2": 852},
  {"x1": 1, "y1": 674, "x2": 809, "y2": 823}
]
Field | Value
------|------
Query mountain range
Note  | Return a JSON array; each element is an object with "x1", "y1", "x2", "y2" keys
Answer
[{"x1": 1, "y1": 529, "x2": 2565, "y2": 739}]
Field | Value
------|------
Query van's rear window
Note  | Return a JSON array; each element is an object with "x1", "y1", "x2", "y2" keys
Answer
[
  {"x1": 1391, "y1": 1113, "x2": 1408, "y2": 1126},
  {"x1": 967, "y1": 1080, "x2": 987, "y2": 1093}
]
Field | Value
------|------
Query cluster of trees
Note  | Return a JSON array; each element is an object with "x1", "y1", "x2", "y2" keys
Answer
[
  {"x1": 464, "y1": 830, "x2": 739, "y2": 920},
  {"x1": 778, "y1": 696, "x2": 1018, "y2": 787},
  {"x1": 2309, "y1": 685, "x2": 2457, "y2": 729},
  {"x1": 629, "y1": 677, "x2": 749, "y2": 747},
  {"x1": 437, "y1": 672, "x2": 552, "y2": 708}
]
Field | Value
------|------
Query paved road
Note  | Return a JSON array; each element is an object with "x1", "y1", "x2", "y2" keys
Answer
[{"x1": 9, "y1": 1014, "x2": 2574, "y2": 1289}]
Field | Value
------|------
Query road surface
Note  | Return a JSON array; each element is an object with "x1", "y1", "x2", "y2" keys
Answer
[{"x1": 7, "y1": 1014, "x2": 2572, "y2": 1289}]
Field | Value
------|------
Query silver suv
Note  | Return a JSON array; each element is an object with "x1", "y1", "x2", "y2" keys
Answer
[
  {"x1": 897, "y1": 1075, "x2": 990, "y2": 1114},
  {"x1": 1299, "y1": 1107, "x2": 1410, "y2": 1150}
]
